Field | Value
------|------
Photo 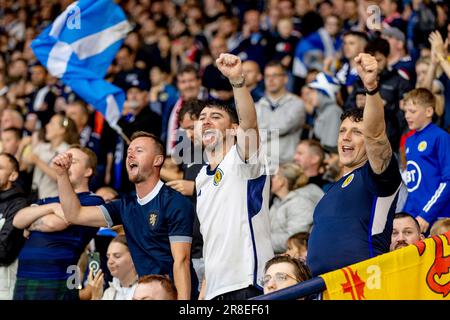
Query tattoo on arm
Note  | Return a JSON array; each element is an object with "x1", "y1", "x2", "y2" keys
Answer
[
  {"x1": 366, "y1": 136, "x2": 392, "y2": 174},
  {"x1": 28, "y1": 217, "x2": 45, "y2": 231}
]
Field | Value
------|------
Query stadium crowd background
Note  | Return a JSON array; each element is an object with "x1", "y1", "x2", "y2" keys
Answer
[{"x1": 0, "y1": 0, "x2": 449, "y2": 300}]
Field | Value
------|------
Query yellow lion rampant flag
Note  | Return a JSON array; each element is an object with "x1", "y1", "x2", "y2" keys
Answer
[{"x1": 321, "y1": 231, "x2": 450, "y2": 300}]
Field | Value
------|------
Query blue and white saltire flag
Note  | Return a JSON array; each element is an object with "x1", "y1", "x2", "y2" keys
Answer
[{"x1": 31, "y1": 0, "x2": 131, "y2": 131}]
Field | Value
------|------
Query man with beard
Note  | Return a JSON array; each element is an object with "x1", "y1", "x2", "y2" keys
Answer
[
  {"x1": 390, "y1": 213, "x2": 424, "y2": 251},
  {"x1": 52, "y1": 132, "x2": 197, "y2": 300}
]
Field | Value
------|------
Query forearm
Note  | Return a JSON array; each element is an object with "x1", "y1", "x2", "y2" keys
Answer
[
  {"x1": 363, "y1": 91, "x2": 386, "y2": 138},
  {"x1": 28, "y1": 214, "x2": 68, "y2": 232},
  {"x1": 35, "y1": 158, "x2": 57, "y2": 181},
  {"x1": 232, "y1": 85, "x2": 258, "y2": 131},
  {"x1": 419, "y1": 181, "x2": 450, "y2": 223},
  {"x1": 13, "y1": 205, "x2": 54, "y2": 229},
  {"x1": 173, "y1": 259, "x2": 191, "y2": 300},
  {"x1": 364, "y1": 92, "x2": 392, "y2": 174},
  {"x1": 57, "y1": 173, "x2": 82, "y2": 223}
]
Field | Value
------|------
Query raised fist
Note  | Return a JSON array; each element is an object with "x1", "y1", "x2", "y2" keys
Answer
[
  {"x1": 216, "y1": 53, "x2": 243, "y2": 82},
  {"x1": 51, "y1": 152, "x2": 73, "y2": 176},
  {"x1": 354, "y1": 53, "x2": 378, "y2": 91}
]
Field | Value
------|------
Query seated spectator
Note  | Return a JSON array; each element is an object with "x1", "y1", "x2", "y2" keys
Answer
[
  {"x1": 429, "y1": 218, "x2": 450, "y2": 237},
  {"x1": 284, "y1": 232, "x2": 309, "y2": 262},
  {"x1": 88, "y1": 235, "x2": 138, "y2": 300},
  {"x1": 270, "y1": 163, "x2": 323, "y2": 253},
  {"x1": 133, "y1": 275, "x2": 177, "y2": 300},
  {"x1": 390, "y1": 213, "x2": 424, "y2": 251},
  {"x1": 262, "y1": 255, "x2": 312, "y2": 295}
]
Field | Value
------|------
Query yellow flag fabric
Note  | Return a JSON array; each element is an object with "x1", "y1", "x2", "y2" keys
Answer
[{"x1": 321, "y1": 231, "x2": 450, "y2": 300}]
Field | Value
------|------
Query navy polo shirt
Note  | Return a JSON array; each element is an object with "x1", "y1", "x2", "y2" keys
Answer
[
  {"x1": 17, "y1": 192, "x2": 104, "y2": 279},
  {"x1": 307, "y1": 157, "x2": 401, "y2": 276},
  {"x1": 100, "y1": 181, "x2": 195, "y2": 278}
]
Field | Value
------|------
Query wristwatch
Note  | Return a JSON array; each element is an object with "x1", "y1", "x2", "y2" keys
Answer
[{"x1": 229, "y1": 76, "x2": 245, "y2": 88}]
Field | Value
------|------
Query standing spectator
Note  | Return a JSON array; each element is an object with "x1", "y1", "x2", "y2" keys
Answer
[
  {"x1": 334, "y1": 31, "x2": 368, "y2": 92},
  {"x1": 148, "y1": 65, "x2": 179, "y2": 145},
  {"x1": 256, "y1": 61, "x2": 305, "y2": 167},
  {"x1": 390, "y1": 213, "x2": 424, "y2": 251},
  {"x1": 25, "y1": 64, "x2": 56, "y2": 130},
  {"x1": 231, "y1": 9, "x2": 274, "y2": 70},
  {"x1": 293, "y1": 139, "x2": 328, "y2": 189},
  {"x1": 402, "y1": 88, "x2": 450, "y2": 233},
  {"x1": 113, "y1": 45, "x2": 148, "y2": 92},
  {"x1": 12, "y1": 146, "x2": 104, "y2": 300},
  {"x1": 307, "y1": 54, "x2": 402, "y2": 276},
  {"x1": 0, "y1": 153, "x2": 28, "y2": 299},
  {"x1": 380, "y1": 0, "x2": 406, "y2": 32},
  {"x1": 242, "y1": 60, "x2": 264, "y2": 103},
  {"x1": 305, "y1": 72, "x2": 343, "y2": 152},
  {"x1": 269, "y1": 163, "x2": 323, "y2": 253},
  {"x1": 65, "y1": 100, "x2": 116, "y2": 189},
  {"x1": 24, "y1": 113, "x2": 79, "y2": 199},
  {"x1": 293, "y1": 15, "x2": 342, "y2": 82},
  {"x1": 118, "y1": 82, "x2": 161, "y2": 138},
  {"x1": 382, "y1": 27, "x2": 415, "y2": 82},
  {"x1": 202, "y1": 36, "x2": 234, "y2": 105},
  {"x1": 115, "y1": 82, "x2": 162, "y2": 194},
  {"x1": 88, "y1": 235, "x2": 138, "y2": 300},
  {"x1": 293, "y1": 0, "x2": 323, "y2": 38},
  {"x1": 165, "y1": 100, "x2": 205, "y2": 292},
  {"x1": 53, "y1": 132, "x2": 198, "y2": 300},
  {"x1": 166, "y1": 65, "x2": 207, "y2": 155},
  {"x1": 196, "y1": 53, "x2": 274, "y2": 300}
]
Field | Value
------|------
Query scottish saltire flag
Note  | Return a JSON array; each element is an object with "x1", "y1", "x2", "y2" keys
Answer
[
  {"x1": 292, "y1": 28, "x2": 342, "y2": 78},
  {"x1": 321, "y1": 230, "x2": 450, "y2": 300},
  {"x1": 31, "y1": 0, "x2": 131, "y2": 130}
]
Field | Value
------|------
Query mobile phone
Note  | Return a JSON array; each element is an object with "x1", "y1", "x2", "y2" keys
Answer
[{"x1": 87, "y1": 252, "x2": 101, "y2": 277}]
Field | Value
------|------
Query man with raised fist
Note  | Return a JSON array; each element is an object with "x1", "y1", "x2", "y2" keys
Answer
[
  {"x1": 195, "y1": 53, "x2": 274, "y2": 300},
  {"x1": 307, "y1": 53, "x2": 402, "y2": 277}
]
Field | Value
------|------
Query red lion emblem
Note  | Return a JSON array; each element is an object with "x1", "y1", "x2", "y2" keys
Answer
[{"x1": 415, "y1": 232, "x2": 450, "y2": 298}]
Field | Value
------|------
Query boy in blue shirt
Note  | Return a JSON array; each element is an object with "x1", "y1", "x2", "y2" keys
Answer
[{"x1": 403, "y1": 88, "x2": 450, "y2": 233}]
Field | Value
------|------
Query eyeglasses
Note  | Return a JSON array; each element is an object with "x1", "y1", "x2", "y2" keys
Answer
[{"x1": 260, "y1": 272, "x2": 299, "y2": 287}]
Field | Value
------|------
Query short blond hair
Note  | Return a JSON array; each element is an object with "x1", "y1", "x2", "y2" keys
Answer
[{"x1": 403, "y1": 88, "x2": 436, "y2": 112}]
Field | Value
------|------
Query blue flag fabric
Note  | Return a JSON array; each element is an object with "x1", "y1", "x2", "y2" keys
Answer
[{"x1": 31, "y1": 0, "x2": 131, "y2": 129}]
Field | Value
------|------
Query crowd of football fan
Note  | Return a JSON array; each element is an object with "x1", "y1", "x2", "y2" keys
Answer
[{"x1": 0, "y1": 0, "x2": 449, "y2": 300}]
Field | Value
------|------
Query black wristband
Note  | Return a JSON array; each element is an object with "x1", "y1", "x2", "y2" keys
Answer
[{"x1": 365, "y1": 84, "x2": 379, "y2": 96}]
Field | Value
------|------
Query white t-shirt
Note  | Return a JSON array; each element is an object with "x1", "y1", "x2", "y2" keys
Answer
[{"x1": 196, "y1": 145, "x2": 274, "y2": 300}]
